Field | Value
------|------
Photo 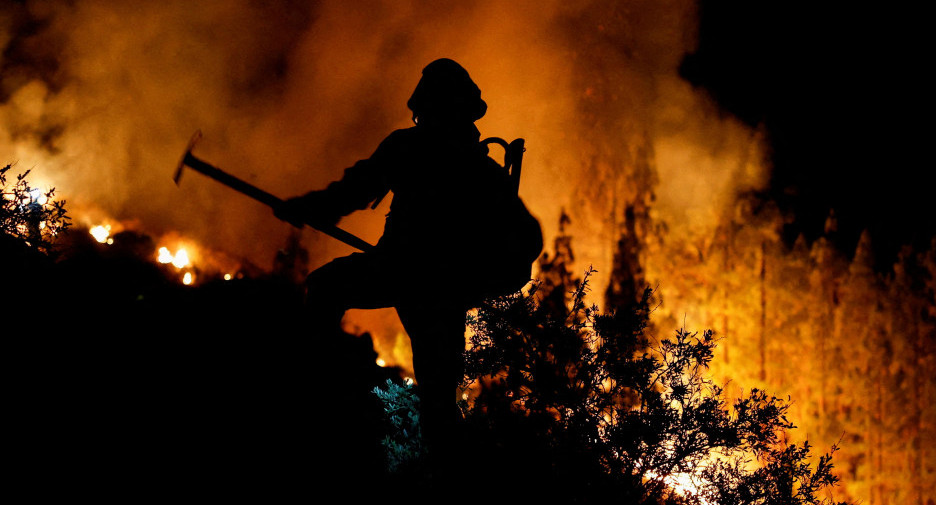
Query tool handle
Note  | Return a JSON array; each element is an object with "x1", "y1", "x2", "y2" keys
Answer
[
  {"x1": 307, "y1": 221, "x2": 376, "y2": 252},
  {"x1": 182, "y1": 153, "x2": 375, "y2": 252},
  {"x1": 183, "y1": 153, "x2": 282, "y2": 208}
]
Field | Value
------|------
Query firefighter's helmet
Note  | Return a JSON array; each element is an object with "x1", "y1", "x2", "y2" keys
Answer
[{"x1": 407, "y1": 58, "x2": 487, "y2": 123}]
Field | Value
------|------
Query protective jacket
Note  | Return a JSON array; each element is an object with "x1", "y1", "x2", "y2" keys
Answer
[{"x1": 303, "y1": 121, "x2": 535, "y2": 301}]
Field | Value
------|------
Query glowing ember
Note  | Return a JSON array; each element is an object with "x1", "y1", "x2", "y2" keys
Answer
[
  {"x1": 182, "y1": 272, "x2": 194, "y2": 285},
  {"x1": 89, "y1": 225, "x2": 111, "y2": 244},
  {"x1": 223, "y1": 273, "x2": 233, "y2": 281}
]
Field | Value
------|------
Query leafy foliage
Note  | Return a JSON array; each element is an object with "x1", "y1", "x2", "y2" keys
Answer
[
  {"x1": 1, "y1": 164, "x2": 71, "y2": 253},
  {"x1": 457, "y1": 268, "x2": 849, "y2": 504},
  {"x1": 373, "y1": 379, "x2": 426, "y2": 473}
]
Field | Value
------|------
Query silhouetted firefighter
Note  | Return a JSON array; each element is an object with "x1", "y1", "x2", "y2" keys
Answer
[{"x1": 276, "y1": 58, "x2": 543, "y2": 477}]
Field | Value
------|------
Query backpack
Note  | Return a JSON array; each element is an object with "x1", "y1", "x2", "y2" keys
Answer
[{"x1": 468, "y1": 137, "x2": 543, "y2": 301}]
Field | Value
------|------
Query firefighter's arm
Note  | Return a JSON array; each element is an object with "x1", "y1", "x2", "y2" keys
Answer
[
  {"x1": 275, "y1": 160, "x2": 386, "y2": 227},
  {"x1": 274, "y1": 132, "x2": 401, "y2": 226}
]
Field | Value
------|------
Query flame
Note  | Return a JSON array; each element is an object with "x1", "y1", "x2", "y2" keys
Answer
[
  {"x1": 89, "y1": 225, "x2": 111, "y2": 244},
  {"x1": 171, "y1": 248, "x2": 190, "y2": 269},
  {"x1": 182, "y1": 272, "x2": 194, "y2": 285},
  {"x1": 157, "y1": 246, "x2": 190, "y2": 269},
  {"x1": 156, "y1": 246, "x2": 174, "y2": 264}
]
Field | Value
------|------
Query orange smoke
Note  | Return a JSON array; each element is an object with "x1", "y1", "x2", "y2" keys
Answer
[{"x1": 2, "y1": 0, "x2": 766, "y2": 282}]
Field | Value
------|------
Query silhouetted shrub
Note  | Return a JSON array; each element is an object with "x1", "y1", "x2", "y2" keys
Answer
[
  {"x1": 373, "y1": 379, "x2": 427, "y2": 473},
  {"x1": 1, "y1": 164, "x2": 70, "y2": 254},
  {"x1": 450, "y1": 268, "x2": 849, "y2": 504}
]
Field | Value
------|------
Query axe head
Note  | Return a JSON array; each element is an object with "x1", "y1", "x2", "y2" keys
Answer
[{"x1": 173, "y1": 129, "x2": 203, "y2": 185}]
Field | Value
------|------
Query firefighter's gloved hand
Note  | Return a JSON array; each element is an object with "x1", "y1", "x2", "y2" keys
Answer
[{"x1": 274, "y1": 192, "x2": 340, "y2": 228}]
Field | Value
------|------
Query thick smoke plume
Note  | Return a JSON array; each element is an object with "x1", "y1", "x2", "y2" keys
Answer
[{"x1": 2, "y1": 0, "x2": 768, "y2": 345}]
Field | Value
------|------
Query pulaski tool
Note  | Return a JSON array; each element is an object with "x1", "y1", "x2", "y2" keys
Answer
[{"x1": 173, "y1": 130, "x2": 375, "y2": 252}]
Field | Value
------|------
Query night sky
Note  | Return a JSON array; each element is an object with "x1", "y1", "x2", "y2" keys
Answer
[{"x1": 680, "y1": 2, "x2": 932, "y2": 270}]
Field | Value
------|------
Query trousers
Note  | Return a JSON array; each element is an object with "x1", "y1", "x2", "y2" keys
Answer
[{"x1": 305, "y1": 252, "x2": 467, "y2": 460}]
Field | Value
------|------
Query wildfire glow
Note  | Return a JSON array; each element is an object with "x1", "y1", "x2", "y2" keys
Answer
[
  {"x1": 89, "y1": 225, "x2": 111, "y2": 244},
  {"x1": 157, "y1": 247, "x2": 172, "y2": 263},
  {"x1": 1, "y1": 4, "x2": 926, "y2": 501},
  {"x1": 660, "y1": 472, "x2": 709, "y2": 505},
  {"x1": 29, "y1": 187, "x2": 47, "y2": 205},
  {"x1": 157, "y1": 246, "x2": 190, "y2": 269},
  {"x1": 172, "y1": 248, "x2": 190, "y2": 269},
  {"x1": 637, "y1": 442, "x2": 720, "y2": 504}
]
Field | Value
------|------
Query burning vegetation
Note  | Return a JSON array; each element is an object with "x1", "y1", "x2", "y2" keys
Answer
[{"x1": 2, "y1": 1, "x2": 933, "y2": 503}]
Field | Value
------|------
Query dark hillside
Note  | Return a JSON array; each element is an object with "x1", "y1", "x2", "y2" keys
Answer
[{"x1": 5, "y1": 230, "x2": 395, "y2": 499}]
